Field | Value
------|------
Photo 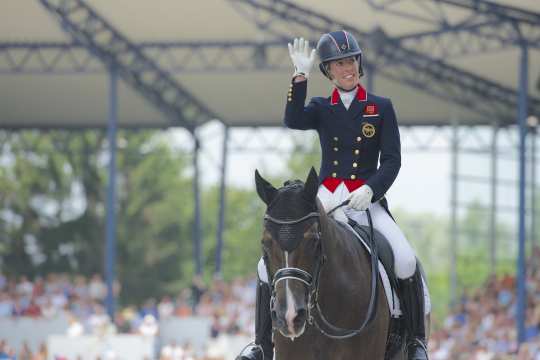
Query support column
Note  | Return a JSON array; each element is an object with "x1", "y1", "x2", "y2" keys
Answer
[
  {"x1": 530, "y1": 117, "x2": 538, "y2": 246},
  {"x1": 489, "y1": 123, "x2": 499, "y2": 276},
  {"x1": 450, "y1": 120, "x2": 459, "y2": 306},
  {"x1": 516, "y1": 43, "x2": 529, "y2": 345},
  {"x1": 105, "y1": 67, "x2": 118, "y2": 320},
  {"x1": 215, "y1": 125, "x2": 230, "y2": 276},
  {"x1": 193, "y1": 133, "x2": 203, "y2": 276}
]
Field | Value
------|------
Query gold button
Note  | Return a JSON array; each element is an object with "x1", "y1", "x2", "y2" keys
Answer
[
  {"x1": 289, "y1": 84, "x2": 293, "y2": 88},
  {"x1": 354, "y1": 149, "x2": 360, "y2": 155},
  {"x1": 332, "y1": 173, "x2": 337, "y2": 178},
  {"x1": 333, "y1": 160, "x2": 338, "y2": 165},
  {"x1": 288, "y1": 98, "x2": 292, "y2": 102},
  {"x1": 351, "y1": 175, "x2": 356, "y2": 180},
  {"x1": 353, "y1": 162, "x2": 358, "y2": 168},
  {"x1": 357, "y1": 137, "x2": 362, "y2": 142},
  {"x1": 333, "y1": 137, "x2": 339, "y2": 141},
  {"x1": 334, "y1": 147, "x2": 338, "y2": 152},
  {"x1": 288, "y1": 97, "x2": 292, "y2": 100}
]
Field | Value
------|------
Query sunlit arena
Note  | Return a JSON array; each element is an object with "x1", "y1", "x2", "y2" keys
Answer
[{"x1": 1, "y1": 1, "x2": 540, "y2": 359}]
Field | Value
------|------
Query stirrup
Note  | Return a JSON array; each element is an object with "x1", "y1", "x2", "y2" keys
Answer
[
  {"x1": 235, "y1": 342, "x2": 265, "y2": 360},
  {"x1": 406, "y1": 338, "x2": 429, "y2": 360}
]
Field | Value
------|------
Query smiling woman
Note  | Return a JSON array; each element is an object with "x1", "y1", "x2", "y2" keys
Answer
[{"x1": 237, "y1": 30, "x2": 431, "y2": 360}]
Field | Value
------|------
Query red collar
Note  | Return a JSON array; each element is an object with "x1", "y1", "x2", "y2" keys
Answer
[{"x1": 330, "y1": 84, "x2": 367, "y2": 105}]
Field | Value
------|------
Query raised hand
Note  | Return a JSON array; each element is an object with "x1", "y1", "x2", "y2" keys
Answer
[{"x1": 288, "y1": 37, "x2": 317, "y2": 78}]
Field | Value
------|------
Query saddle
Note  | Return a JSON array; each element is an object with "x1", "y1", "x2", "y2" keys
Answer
[{"x1": 337, "y1": 220, "x2": 406, "y2": 360}]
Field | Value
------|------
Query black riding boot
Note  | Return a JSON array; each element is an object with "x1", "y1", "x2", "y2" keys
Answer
[
  {"x1": 236, "y1": 279, "x2": 274, "y2": 360},
  {"x1": 398, "y1": 266, "x2": 429, "y2": 360}
]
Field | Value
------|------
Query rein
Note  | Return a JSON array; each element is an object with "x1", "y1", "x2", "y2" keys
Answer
[{"x1": 264, "y1": 200, "x2": 379, "y2": 340}]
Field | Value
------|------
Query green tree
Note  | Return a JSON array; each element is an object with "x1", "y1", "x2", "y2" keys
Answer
[{"x1": 0, "y1": 130, "x2": 196, "y2": 305}]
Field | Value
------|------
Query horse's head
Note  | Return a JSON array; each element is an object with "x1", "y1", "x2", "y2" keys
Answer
[{"x1": 255, "y1": 167, "x2": 323, "y2": 339}]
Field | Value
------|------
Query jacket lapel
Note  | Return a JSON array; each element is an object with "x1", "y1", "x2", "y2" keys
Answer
[
  {"x1": 346, "y1": 84, "x2": 368, "y2": 121},
  {"x1": 328, "y1": 87, "x2": 347, "y2": 117}
]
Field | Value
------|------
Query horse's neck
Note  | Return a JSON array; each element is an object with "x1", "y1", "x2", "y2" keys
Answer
[{"x1": 320, "y1": 215, "x2": 370, "y2": 282}]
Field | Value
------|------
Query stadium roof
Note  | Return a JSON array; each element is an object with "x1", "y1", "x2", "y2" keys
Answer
[{"x1": 1, "y1": 0, "x2": 539, "y2": 129}]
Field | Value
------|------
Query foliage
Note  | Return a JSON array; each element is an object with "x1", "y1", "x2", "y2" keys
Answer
[{"x1": 0, "y1": 130, "x2": 194, "y2": 305}]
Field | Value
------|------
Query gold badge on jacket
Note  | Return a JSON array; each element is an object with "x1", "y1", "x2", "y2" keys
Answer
[{"x1": 362, "y1": 123, "x2": 376, "y2": 138}]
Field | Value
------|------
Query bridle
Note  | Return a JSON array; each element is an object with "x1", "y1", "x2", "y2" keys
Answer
[{"x1": 263, "y1": 201, "x2": 379, "y2": 340}]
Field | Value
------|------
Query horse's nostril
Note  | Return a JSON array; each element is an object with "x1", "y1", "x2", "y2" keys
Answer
[{"x1": 294, "y1": 308, "x2": 307, "y2": 325}]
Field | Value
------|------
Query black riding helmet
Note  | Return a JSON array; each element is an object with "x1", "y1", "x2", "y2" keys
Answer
[{"x1": 316, "y1": 30, "x2": 363, "y2": 79}]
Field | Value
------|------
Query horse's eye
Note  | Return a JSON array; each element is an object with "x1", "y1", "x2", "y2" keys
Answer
[{"x1": 305, "y1": 223, "x2": 320, "y2": 241}]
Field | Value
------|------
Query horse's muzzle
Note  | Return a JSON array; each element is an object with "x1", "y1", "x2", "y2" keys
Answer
[{"x1": 271, "y1": 297, "x2": 308, "y2": 339}]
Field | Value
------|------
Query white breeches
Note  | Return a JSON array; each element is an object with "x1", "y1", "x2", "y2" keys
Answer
[{"x1": 317, "y1": 182, "x2": 417, "y2": 279}]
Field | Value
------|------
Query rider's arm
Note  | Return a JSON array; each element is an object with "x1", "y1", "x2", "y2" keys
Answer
[
  {"x1": 365, "y1": 98, "x2": 401, "y2": 202},
  {"x1": 283, "y1": 77, "x2": 320, "y2": 130}
]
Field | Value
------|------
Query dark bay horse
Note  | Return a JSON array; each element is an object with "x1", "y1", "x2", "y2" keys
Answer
[{"x1": 255, "y1": 168, "x2": 401, "y2": 360}]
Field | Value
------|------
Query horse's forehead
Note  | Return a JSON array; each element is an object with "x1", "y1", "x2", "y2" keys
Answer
[
  {"x1": 271, "y1": 186, "x2": 310, "y2": 211},
  {"x1": 265, "y1": 188, "x2": 318, "y2": 253}
]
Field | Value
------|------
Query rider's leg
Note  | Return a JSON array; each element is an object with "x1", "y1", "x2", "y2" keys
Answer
[
  {"x1": 345, "y1": 201, "x2": 429, "y2": 360},
  {"x1": 399, "y1": 266, "x2": 429, "y2": 360},
  {"x1": 236, "y1": 258, "x2": 274, "y2": 360}
]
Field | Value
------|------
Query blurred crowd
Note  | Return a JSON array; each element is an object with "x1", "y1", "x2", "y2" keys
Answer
[
  {"x1": 5, "y1": 245, "x2": 540, "y2": 359},
  {"x1": 0, "y1": 272, "x2": 257, "y2": 359},
  {"x1": 430, "y1": 246, "x2": 540, "y2": 360}
]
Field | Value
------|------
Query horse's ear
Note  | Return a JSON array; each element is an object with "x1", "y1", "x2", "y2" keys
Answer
[
  {"x1": 304, "y1": 167, "x2": 319, "y2": 202},
  {"x1": 255, "y1": 169, "x2": 277, "y2": 206}
]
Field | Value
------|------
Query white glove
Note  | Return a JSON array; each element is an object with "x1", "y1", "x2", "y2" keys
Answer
[
  {"x1": 288, "y1": 37, "x2": 316, "y2": 78},
  {"x1": 347, "y1": 185, "x2": 374, "y2": 211}
]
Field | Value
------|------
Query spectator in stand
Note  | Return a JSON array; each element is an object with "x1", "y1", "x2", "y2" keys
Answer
[
  {"x1": 16, "y1": 276, "x2": 33, "y2": 299},
  {"x1": 11, "y1": 296, "x2": 24, "y2": 317},
  {"x1": 140, "y1": 298, "x2": 159, "y2": 320},
  {"x1": 88, "y1": 303, "x2": 112, "y2": 336},
  {"x1": 72, "y1": 275, "x2": 88, "y2": 300},
  {"x1": 50, "y1": 287, "x2": 68, "y2": 311},
  {"x1": 23, "y1": 298, "x2": 41, "y2": 317},
  {"x1": 67, "y1": 314, "x2": 84, "y2": 337},
  {"x1": 210, "y1": 313, "x2": 222, "y2": 339},
  {"x1": 88, "y1": 274, "x2": 107, "y2": 302},
  {"x1": 39, "y1": 296, "x2": 57, "y2": 318},
  {"x1": 32, "y1": 276, "x2": 45, "y2": 299},
  {"x1": 18, "y1": 341, "x2": 31, "y2": 360},
  {"x1": 114, "y1": 311, "x2": 132, "y2": 334},
  {"x1": 0, "y1": 293, "x2": 12, "y2": 317},
  {"x1": 33, "y1": 343, "x2": 47, "y2": 360},
  {"x1": 0, "y1": 340, "x2": 10, "y2": 360},
  {"x1": 174, "y1": 290, "x2": 192, "y2": 318},
  {"x1": 195, "y1": 293, "x2": 214, "y2": 317},
  {"x1": 138, "y1": 314, "x2": 158, "y2": 337},
  {"x1": 158, "y1": 296, "x2": 175, "y2": 320},
  {"x1": 190, "y1": 275, "x2": 206, "y2": 311}
]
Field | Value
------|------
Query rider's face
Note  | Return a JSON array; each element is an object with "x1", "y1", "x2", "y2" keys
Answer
[{"x1": 328, "y1": 57, "x2": 359, "y2": 90}]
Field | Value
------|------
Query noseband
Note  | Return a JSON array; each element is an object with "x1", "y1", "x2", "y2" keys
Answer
[{"x1": 263, "y1": 203, "x2": 379, "y2": 340}]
